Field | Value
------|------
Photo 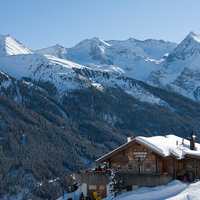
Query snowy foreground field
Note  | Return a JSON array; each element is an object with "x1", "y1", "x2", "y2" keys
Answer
[{"x1": 59, "y1": 180, "x2": 200, "y2": 200}]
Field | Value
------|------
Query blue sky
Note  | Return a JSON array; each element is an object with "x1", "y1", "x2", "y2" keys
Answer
[{"x1": 1, "y1": 0, "x2": 200, "y2": 49}]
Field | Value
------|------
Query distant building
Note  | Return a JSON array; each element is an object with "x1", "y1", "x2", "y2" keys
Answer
[{"x1": 75, "y1": 133, "x2": 200, "y2": 199}]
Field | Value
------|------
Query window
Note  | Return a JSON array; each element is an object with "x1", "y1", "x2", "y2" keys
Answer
[
  {"x1": 128, "y1": 164, "x2": 132, "y2": 170},
  {"x1": 179, "y1": 162, "x2": 183, "y2": 170},
  {"x1": 89, "y1": 185, "x2": 97, "y2": 190},
  {"x1": 133, "y1": 148, "x2": 137, "y2": 152},
  {"x1": 146, "y1": 164, "x2": 150, "y2": 169},
  {"x1": 121, "y1": 155, "x2": 129, "y2": 163},
  {"x1": 145, "y1": 164, "x2": 151, "y2": 172},
  {"x1": 126, "y1": 185, "x2": 132, "y2": 191},
  {"x1": 186, "y1": 161, "x2": 194, "y2": 168},
  {"x1": 99, "y1": 185, "x2": 105, "y2": 190},
  {"x1": 143, "y1": 148, "x2": 147, "y2": 152},
  {"x1": 151, "y1": 152, "x2": 155, "y2": 158},
  {"x1": 117, "y1": 165, "x2": 122, "y2": 170}
]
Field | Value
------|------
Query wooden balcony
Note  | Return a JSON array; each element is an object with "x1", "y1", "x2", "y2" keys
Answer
[{"x1": 75, "y1": 170, "x2": 173, "y2": 187}]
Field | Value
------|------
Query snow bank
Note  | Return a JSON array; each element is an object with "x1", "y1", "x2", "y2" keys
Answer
[
  {"x1": 57, "y1": 187, "x2": 81, "y2": 200},
  {"x1": 103, "y1": 180, "x2": 198, "y2": 200}
]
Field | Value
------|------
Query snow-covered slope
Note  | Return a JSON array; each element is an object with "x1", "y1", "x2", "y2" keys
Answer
[
  {"x1": 35, "y1": 37, "x2": 177, "y2": 81},
  {"x1": 0, "y1": 54, "x2": 171, "y2": 107},
  {"x1": 148, "y1": 32, "x2": 200, "y2": 101},
  {"x1": 3, "y1": 32, "x2": 200, "y2": 103},
  {"x1": 104, "y1": 180, "x2": 200, "y2": 200},
  {"x1": 34, "y1": 44, "x2": 68, "y2": 59},
  {"x1": 0, "y1": 34, "x2": 32, "y2": 56},
  {"x1": 0, "y1": 54, "x2": 87, "y2": 91},
  {"x1": 34, "y1": 32, "x2": 200, "y2": 102}
]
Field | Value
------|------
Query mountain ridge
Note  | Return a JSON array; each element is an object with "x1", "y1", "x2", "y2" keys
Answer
[
  {"x1": 0, "y1": 33, "x2": 32, "y2": 56},
  {"x1": 148, "y1": 32, "x2": 200, "y2": 101},
  {"x1": 33, "y1": 37, "x2": 176, "y2": 83},
  {"x1": 1, "y1": 32, "x2": 200, "y2": 198}
]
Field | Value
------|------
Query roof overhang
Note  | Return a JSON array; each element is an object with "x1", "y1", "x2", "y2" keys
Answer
[
  {"x1": 96, "y1": 138, "x2": 166, "y2": 164},
  {"x1": 184, "y1": 154, "x2": 200, "y2": 160},
  {"x1": 96, "y1": 139, "x2": 136, "y2": 163},
  {"x1": 96, "y1": 135, "x2": 200, "y2": 164}
]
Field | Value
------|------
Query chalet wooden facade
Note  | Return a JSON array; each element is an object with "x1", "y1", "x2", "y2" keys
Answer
[{"x1": 75, "y1": 134, "x2": 200, "y2": 199}]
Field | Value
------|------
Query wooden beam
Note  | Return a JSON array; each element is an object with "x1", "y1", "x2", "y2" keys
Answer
[
  {"x1": 155, "y1": 154, "x2": 158, "y2": 174},
  {"x1": 96, "y1": 140, "x2": 136, "y2": 163},
  {"x1": 185, "y1": 154, "x2": 200, "y2": 160},
  {"x1": 173, "y1": 158, "x2": 176, "y2": 179},
  {"x1": 195, "y1": 160, "x2": 197, "y2": 179}
]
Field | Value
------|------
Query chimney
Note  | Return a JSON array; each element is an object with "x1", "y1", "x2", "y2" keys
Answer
[{"x1": 190, "y1": 132, "x2": 196, "y2": 150}]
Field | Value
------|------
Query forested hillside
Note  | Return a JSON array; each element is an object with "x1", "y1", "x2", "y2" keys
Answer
[
  {"x1": 1, "y1": 32, "x2": 200, "y2": 199},
  {"x1": 1, "y1": 75, "x2": 200, "y2": 198}
]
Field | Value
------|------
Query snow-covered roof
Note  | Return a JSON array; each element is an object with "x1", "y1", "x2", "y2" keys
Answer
[
  {"x1": 96, "y1": 134, "x2": 200, "y2": 163},
  {"x1": 136, "y1": 134, "x2": 200, "y2": 159}
]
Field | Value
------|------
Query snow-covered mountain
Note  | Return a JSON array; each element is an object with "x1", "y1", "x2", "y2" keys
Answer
[
  {"x1": 0, "y1": 54, "x2": 171, "y2": 107},
  {"x1": 2, "y1": 33, "x2": 200, "y2": 199},
  {"x1": 0, "y1": 34, "x2": 32, "y2": 56},
  {"x1": 2, "y1": 32, "x2": 200, "y2": 103},
  {"x1": 35, "y1": 37, "x2": 177, "y2": 81},
  {"x1": 33, "y1": 44, "x2": 67, "y2": 59},
  {"x1": 3, "y1": 31, "x2": 200, "y2": 102},
  {"x1": 148, "y1": 32, "x2": 200, "y2": 101}
]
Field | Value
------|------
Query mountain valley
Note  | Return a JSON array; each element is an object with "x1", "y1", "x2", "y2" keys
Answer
[{"x1": 1, "y1": 32, "x2": 200, "y2": 198}]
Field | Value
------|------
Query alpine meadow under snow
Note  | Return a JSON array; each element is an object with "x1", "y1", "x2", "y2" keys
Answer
[{"x1": 1, "y1": 32, "x2": 200, "y2": 199}]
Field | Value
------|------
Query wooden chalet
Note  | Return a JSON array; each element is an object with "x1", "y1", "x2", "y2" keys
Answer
[{"x1": 75, "y1": 133, "x2": 200, "y2": 199}]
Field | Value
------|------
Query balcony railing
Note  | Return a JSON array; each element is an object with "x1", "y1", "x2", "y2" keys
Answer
[{"x1": 75, "y1": 170, "x2": 173, "y2": 187}]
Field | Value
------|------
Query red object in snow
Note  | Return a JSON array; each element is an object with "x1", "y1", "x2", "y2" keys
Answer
[{"x1": 127, "y1": 136, "x2": 134, "y2": 142}]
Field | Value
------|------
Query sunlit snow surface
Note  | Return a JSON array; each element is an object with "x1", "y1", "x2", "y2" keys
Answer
[
  {"x1": 104, "y1": 180, "x2": 200, "y2": 200},
  {"x1": 3, "y1": 32, "x2": 200, "y2": 102},
  {"x1": 0, "y1": 34, "x2": 32, "y2": 56},
  {"x1": 0, "y1": 54, "x2": 171, "y2": 107},
  {"x1": 148, "y1": 32, "x2": 200, "y2": 101},
  {"x1": 97, "y1": 134, "x2": 200, "y2": 165},
  {"x1": 35, "y1": 37, "x2": 176, "y2": 82},
  {"x1": 58, "y1": 180, "x2": 200, "y2": 200},
  {"x1": 136, "y1": 135, "x2": 200, "y2": 159}
]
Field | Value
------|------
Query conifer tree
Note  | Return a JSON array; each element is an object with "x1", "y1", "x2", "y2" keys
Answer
[{"x1": 108, "y1": 169, "x2": 126, "y2": 199}]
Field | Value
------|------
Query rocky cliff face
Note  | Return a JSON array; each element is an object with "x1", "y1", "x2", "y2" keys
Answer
[{"x1": 148, "y1": 32, "x2": 200, "y2": 101}]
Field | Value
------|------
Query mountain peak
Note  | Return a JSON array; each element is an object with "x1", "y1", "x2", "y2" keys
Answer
[
  {"x1": 188, "y1": 31, "x2": 196, "y2": 37},
  {"x1": 185, "y1": 31, "x2": 200, "y2": 43},
  {"x1": 34, "y1": 44, "x2": 67, "y2": 59},
  {"x1": 54, "y1": 44, "x2": 65, "y2": 48},
  {"x1": 90, "y1": 37, "x2": 100, "y2": 41},
  {"x1": 164, "y1": 31, "x2": 200, "y2": 63},
  {"x1": 74, "y1": 37, "x2": 111, "y2": 48},
  {"x1": 0, "y1": 33, "x2": 32, "y2": 56}
]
